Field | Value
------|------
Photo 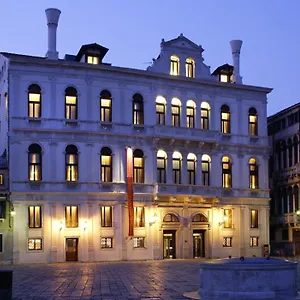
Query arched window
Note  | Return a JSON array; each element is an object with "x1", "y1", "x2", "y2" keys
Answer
[
  {"x1": 28, "y1": 144, "x2": 42, "y2": 181},
  {"x1": 133, "y1": 93, "x2": 144, "y2": 125},
  {"x1": 282, "y1": 141, "x2": 287, "y2": 168},
  {"x1": 294, "y1": 186, "x2": 299, "y2": 212},
  {"x1": 163, "y1": 213, "x2": 179, "y2": 222},
  {"x1": 28, "y1": 84, "x2": 41, "y2": 118},
  {"x1": 101, "y1": 147, "x2": 112, "y2": 182},
  {"x1": 201, "y1": 102, "x2": 210, "y2": 130},
  {"x1": 288, "y1": 138, "x2": 293, "y2": 167},
  {"x1": 186, "y1": 100, "x2": 196, "y2": 128},
  {"x1": 201, "y1": 154, "x2": 211, "y2": 186},
  {"x1": 65, "y1": 145, "x2": 78, "y2": 182},
  {"x1": 249, "y1": 158, "x2": 259, "y2": 189},
  {"x1": 170, "y1": 55, "x2": 179, "y2": 76},
  {"x1": 186, "y1": 58, "x2": 195, "y2": 78},
  {"x1": 222, "y1": 156, "x2": 232, "y2": 188},
  {"x1": 248, "y1": 107, "x2": 258, "y2": 136},
  {"x1": 221, "y1": 104, "x2": 230, "y2": 133},
  {"x1": 65, "y1": 87, "x2": 78, "y2": 120},
  {"x1": 133, "y1": 149, "x2": 144, "y2": 183},
  {"x1": 157, "y1": 150, "x2": 167, "y2": 183},
  {"x1": 172, "y1": 151, "x2": 182, "y2": 184},
  {"x1": 187, "y1": 153, "x2": 196, "y2": 185},
  {"x1": 100, "y1": 90, "x2": 112, "y2": 122},
  {"x1": 172, "y1": 98, "x2": 181, "y2": 127},
  {"x1": 294, "y1": 136, "x2": 299, "y2": 164},
  {"x1": 156, "y1": 96, "x2": 166, "y2": 125},
  {"x1": 192, "y1": 213, "x2": 208, "y2": 222}
]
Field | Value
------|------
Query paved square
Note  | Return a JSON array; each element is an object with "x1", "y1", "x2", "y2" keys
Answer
[{"x1": 2, "y1": 259, "x2": 202, "y2": 300}]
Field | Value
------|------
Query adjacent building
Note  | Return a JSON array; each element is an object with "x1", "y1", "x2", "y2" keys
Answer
[
  {"x1": 0, "y1": 8, "x2": 272, "y2": 264},
  {"x1": 268, "y1": 103, "x2": 300, "y2": 256}
]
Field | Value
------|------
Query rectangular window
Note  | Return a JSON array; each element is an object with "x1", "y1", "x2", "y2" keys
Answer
[
  {"x1": 249, "y1": 115, "x2": 258, "y2": 136},
  {"x1": 224, "y1": 209, "x2": 232, "y2": 228},
  {"x1": 172, "y1": 158, "x2": 181, "y2": 184},
  {"x1": 134, "y1": 237, "x2": 145, "y2": 248},
  {"x1": 186, "y1": 107, "x2": 195, "y2": 128},
  {"x1": 28, "y1": 238, "x2": 42, "y2": 250},
  {"x1": 223, "y1": 237, "x2": 232, "y2": 247},
  {"x1": 29, "y1": 93, "x2": 41, "y2": 118},
  {"x1": 202, "y1": 160, "x2": 210, "y2": 186},
  {"x1": 65, "y1": 96, "x2": 77, "y2": 120},
  {"x1": 100, "y1": 98, "x2": 112, "y2": 122},
  {"x1": 134, "y1": 207, "x2": 145, "y2": 227},
  {"x1": 0, "y1": 201, "x2": 6, "y2": 219},
  {"x1": 250, "y1": 236, "x2": 259, "y2": 247},
  {"x1": 157, "y1": 157, "x2": 166, "y2": 183},
  {"x1": 133, "y1": 102, "x2": 144, "y2": 125},
  {"x1": 101, "y1": 237, "x2": 113, "y2": 248},
  {"x1": 170, "y1": 59, "x2": 179, "y2": 76},
  {"x1": 172, "y1": 105, "x2": 180, "y2": 126},
  {"x1": 101, "y1": 206, "x2": 112, "y2": 227},
  {"x1": 220, "y1": 74, "x2": 229, "y2": 83},
  {"x1": 133, "y1": 157, "x2": 144, "y2": 183},
  {"x1": 65, "y1": 206, "x2": 78, "y2": 228},
  {"x1": 250, "y1": 209, "x2": 258, "y2": 228},
  {"x1": 201, "y1": 108, "x2": 209, "y2": 130},
  {"x1": 28, "y1": 206, "x2": 42, "y2": 228},
  {"x1": 66, "y1": 154, "x2": 78, "y2": 182},
  {"x1": 87, "y1": 56, "x2": 99, "y2": 64},
  {"x1": 186, "y1": 61, "x2": 194, "y2": 78},
  {"x1": 101, "y1": 155, "x2": 112, "y2": 182},
  {"x1": 156, "y1": 103, "x2": 165, "y2": 125},
  {"x1": 221, "y1": 112, "x2": 230, "y2": 133},
  {"x1": 0, "y1": 174, "x2": 3, "y2": 185},
  {"x1": 29, "y1": 153, "x2": 41, "y2": 181},
  {"x1": 0, "y1": 233, "x2": 2, "y2": 253},
  {"x1": 187, "y1": 159, "x2": 196, "y2": 185}
]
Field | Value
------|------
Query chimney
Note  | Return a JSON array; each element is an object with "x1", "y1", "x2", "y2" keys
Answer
[
  {"x1": 230, "y1": 40, "x2": 243, "y2": 84},
  {"x1": 45, "y1": 8, "x2": 61, "y2": 60}
]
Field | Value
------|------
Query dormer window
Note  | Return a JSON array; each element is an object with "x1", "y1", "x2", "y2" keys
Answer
[
  {"x1": 170, "y1": 55, "x2": 179, "y2": 76},
  {"x1": 220, "y1": 74, "x2": 229, "y2": 83},
  {"x1": 185, "y1": 58, "x2": 195, "y2": 78},
  {"x1": 86, "y1": 56, "x2": 99, "y2": 65}
]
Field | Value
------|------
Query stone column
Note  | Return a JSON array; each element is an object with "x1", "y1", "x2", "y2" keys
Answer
[
  {"x1": 181, "y1": 152, "x2": 187, "y2": 185},
  {"x1": 49, "y1": 76, "x2": 57, "y2": 118},
  {"x1": 88, "y1": 203, "x2": 95, "y2": 261},
  {"x1": 49, "y1": 142, "x2": 58, "y2": 182},
  {"x1": 239, "y1": 206, "x2": 245, "y2": 256},
  {"x1": 85, "y1": 78, "x2": 93, "y2": 121},
  {"x1": 166, "y1": 99, "x2": 172, "y2": 126},
  {"x1": 50, "y1": 203, "x2": 58, "y2": 263},
  {"x1": 196, "y1": 152, "x2": 202, "y2": 186}
]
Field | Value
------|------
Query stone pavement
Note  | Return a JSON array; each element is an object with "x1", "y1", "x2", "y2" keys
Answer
[{"x1": 1, "y1": 259, "x2": 203, "y2": 300}]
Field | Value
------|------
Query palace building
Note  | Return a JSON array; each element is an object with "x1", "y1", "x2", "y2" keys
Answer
[{"x1": 0, "y1": 8, "x2": 272, "y2": 264}]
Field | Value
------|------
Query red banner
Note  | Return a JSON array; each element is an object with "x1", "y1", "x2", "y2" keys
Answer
[{"x1": 126, "y1": 147, "x2": 134, "y2": 237}]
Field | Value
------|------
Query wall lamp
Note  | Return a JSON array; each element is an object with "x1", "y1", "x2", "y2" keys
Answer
[
  {"x1": 149, "y1": 213, "x2": 158, "y2": 226},
  {"x1": 59, "y1": 221, "x2": 63, "y2": 231},
  {"x1": 219, "y1": 215, "x2": 228, "y2": 227}
]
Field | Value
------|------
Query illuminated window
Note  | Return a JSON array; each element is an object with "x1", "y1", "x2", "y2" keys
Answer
[
  {"x1": 87, "y1": 56, "x2": 99, "y2": 64},
  {"x1": 172, "y1": 98, "x2": 181, "y2": 126},
  {"x1": 221, "y1": 105, "x2": 230, "y2": 133},
  {"x1": 223, "y1": 209, "x2": 232, "y2": 228},
  {"x1": 65, "y1": 145, "x2": 78, "y2": 182},
  {"x1": 156, "y1": 96, "x2": 166, "y2": 125},
  {"x1": 28, "y1": 144, "x2": 42, "y2": 181},
  {"x1": 101, "y1": 206, "x2": 112, "y2": 227},
  {"x1": 170, "y1": 55, "x2": 179, "y2": 76},
  {"x1": 222, "y1": 156, "x2": 232, "y2": 188},
  {"x1": 163, "y1": 213, "x2": 179, "y2": 222},
  {"x1": 0, "y1": 234, "x2": 2, "y2": 252},
  {"x1": 4, "y1": 93, "x2": 8, "y2": 120},
  {"x1": 172, "y1": 151, "x2": 182, "y2": 184},
  {"x1": 187, "y1": 153, "x2": 196, "y2": 185},
  {"x1": 157, "y1": 150, "x2": 167, "y2": 183},
  {"x1": 249, "y1": 107, "x2": 258, "y2": 136},
  {"x1": 133, "y1": 93, "x2": 144, "y2": 125},
  {"x1": 186, "y1": 100, "x2": 196, "y2": 128},
  {"x1": 101, "y1": 147, "x2": 112, "y2": 182},
  {"x1": 223, "y1": 237, "x2": 232, "y2": 247},
  {"x1": 220, "y1": 74, "x2": 229, "y2": 83},
  {"x1": 250, "y1": 209, "x2": 258, "y2": 228},
  {"x1": 192, "y1": 213, "x2": 208, "y2": 222},
  {"x1": 28, "y1": 206, "x2": 41, "y2": 228},
  {"x1": 100, "y1": 90, "x2": 112, "y2": 122},
  {"x1": 134, "y1": 207, "x2": 145, "y2": 227},
  {"x1": 249, "y1": 158, "x2": 259, "y2": 189},
  {"x1": 65, "y1": 206, "x2": 78, "y2": 228},
  {"x1": 201, "y1": 102, "x2": 210, "y2": 130},
  {"x1": 28, "y1": 238, "x2": 42, "y2": 250},
  {"x1": 0, "y1": 201, "x2": 5, "y2": 219},
  {"x1": 101, "y1": 237, "x2": 113, "y2": 248},
  {"x1": 65, "y1": 87, "x2": 78, "y2": 120},
  {"x1": 250, "y1": 236, "x2": 259, "y2": 247},
  {"x1": 134, "y1": 237, "x2": 145, "y2": 248},
  {"x1": 201, "y1": 154, "x2": 211, "y2": 186},
  {"x1": 186, "y1": 58, "x2": 195, "y2": 78},
  {"x1": 133, "y1": 149, "x2": 144, "y2": 183},
  {"x1": 28, "y1": 84, "x2": 41, "y2": 118},
  {"x1": 0, "y1": 174, "x2": 3, "y2": 185}
]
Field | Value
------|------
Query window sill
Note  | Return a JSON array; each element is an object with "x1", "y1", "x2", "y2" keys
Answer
[
  {"x1": 133, "y1": 124, "x2": 145, "y2": 132},
  {"x1": 28, "y1": 118, "x2": 42, "y2": 122},
  {"x1": 250, "y1": 136, "x2": 259, "y2": 143},
  {"x1": 29, "y1": 181, "x2": 42, "y2": 189},
  {"x1": 221, "y1": 133, "x2": 231, "y2": 139},
  {"x1": 65, "y1": 119, "x2": 79, "y2": 126},
  {"x1": 66, "y1": 182, "x2": 79, "y2": 188},
  {"x1": 100, "y1": 122, "x2": 113, "y2": 129}
]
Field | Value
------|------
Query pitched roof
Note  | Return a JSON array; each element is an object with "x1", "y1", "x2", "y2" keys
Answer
[
  {"x1": 161, "y1": 34, "x2": 204, "y2": 52},
  {"x1": 75, "y1": 43, "x2": 109, "y2": 62}
]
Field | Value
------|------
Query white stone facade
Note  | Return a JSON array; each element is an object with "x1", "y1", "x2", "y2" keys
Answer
[{"x1": 0, "y1": 9, "x2": 272, "y2": 264}]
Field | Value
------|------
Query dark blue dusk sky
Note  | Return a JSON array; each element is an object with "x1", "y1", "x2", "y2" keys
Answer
[{"x1": 1, "y1": 0, "x2": 299, "y2": 116}]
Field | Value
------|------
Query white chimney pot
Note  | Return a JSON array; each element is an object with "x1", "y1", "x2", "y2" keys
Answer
[
  {"x1": 230, "y1": 40, "x2": 243, "y2": 84},
  {"x1": 45, "y1": 8, "x2": 61, "y2": 60}
]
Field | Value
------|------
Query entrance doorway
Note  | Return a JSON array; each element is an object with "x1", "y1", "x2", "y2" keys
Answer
[
  {"x1": 163, "y1": 230, "x2": 176, "y2": 259},
  {"x1": 193, "y1": 230, "x2": 205, "y2": 258},
  {"x1": 294, "y1": 230, "x2": 300, "y2": 255},
  {"x1": 66, "y1": 238, "x2": 78, "y2": 261}
]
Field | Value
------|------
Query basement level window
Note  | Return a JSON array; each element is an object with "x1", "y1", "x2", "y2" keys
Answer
[
  {"x1": 87, "y1": 56, "x2": 99, "y2": 65},
  {"x1": 220, "y1": 74, "x2": 229, "y2": 83},
  {"x1": 0, "y1": 174, "x2": 3, "y2": 185}
]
